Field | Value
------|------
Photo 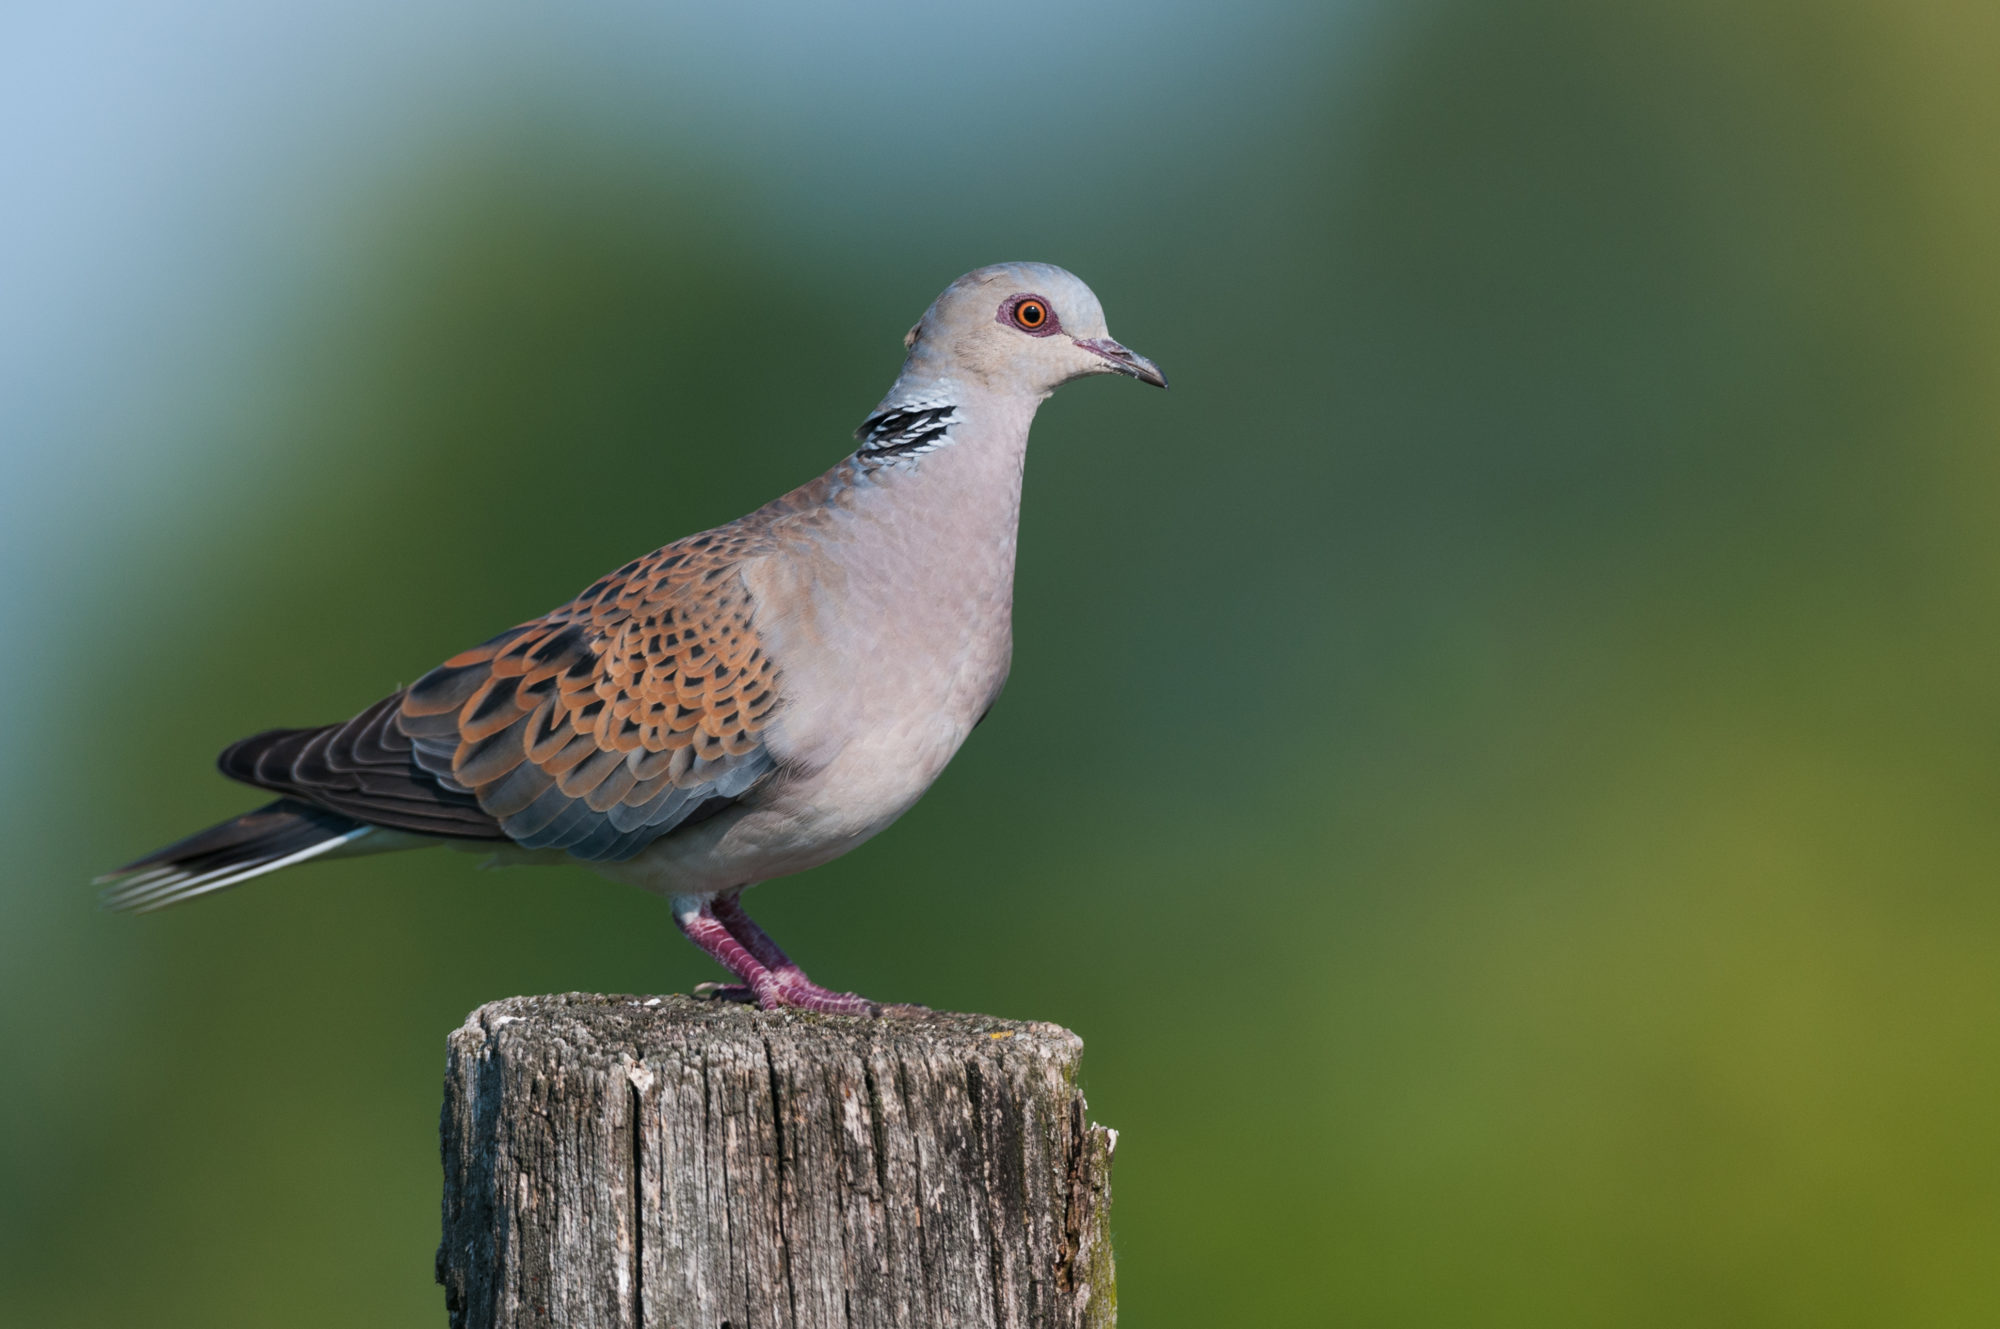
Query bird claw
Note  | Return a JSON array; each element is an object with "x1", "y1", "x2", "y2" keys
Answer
[
  {"x1": 692, "y1": 978, "x2": 887, "y2": 1017},
  {"x1": 763, "y1": 976, "x2": 882, "y2": 1017}
]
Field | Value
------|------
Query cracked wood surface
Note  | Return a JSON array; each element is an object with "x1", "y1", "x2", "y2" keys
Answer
[{"x1": 438, "y1": 993, "x2": 1116, "y2": 1329}]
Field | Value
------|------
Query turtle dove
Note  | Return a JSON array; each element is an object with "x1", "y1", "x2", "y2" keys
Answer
[{"x1": 97, "y1": 262, "x2": 1166, "y2": 1014}]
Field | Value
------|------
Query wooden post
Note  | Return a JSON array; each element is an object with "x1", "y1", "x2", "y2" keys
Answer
[{"x1": 438, "y1": 993, "x2": 1117, "y2": 1329}]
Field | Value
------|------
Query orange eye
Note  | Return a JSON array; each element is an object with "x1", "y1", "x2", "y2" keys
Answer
[{"x1": 1013, "y1": 299, "x2": 1047, "y2": 329}]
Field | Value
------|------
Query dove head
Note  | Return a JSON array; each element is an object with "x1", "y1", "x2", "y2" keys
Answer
[{"x1": 894, "y1": 262, "x2": 1167, "y2": 402}]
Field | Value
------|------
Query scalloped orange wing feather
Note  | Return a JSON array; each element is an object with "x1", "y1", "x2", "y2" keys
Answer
[{"x1": 395, "y1": 526, "x2": 783, "y2": 860}]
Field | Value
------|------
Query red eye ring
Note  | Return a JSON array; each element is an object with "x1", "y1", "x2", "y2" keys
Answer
[{"x1": 999, "y1": 293, "x2": 1060, "y2": 336}]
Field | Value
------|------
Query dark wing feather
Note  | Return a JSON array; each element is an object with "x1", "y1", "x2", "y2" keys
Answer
[{"x1": 218, "y1": 694, "x2": 506, "y2": 839}]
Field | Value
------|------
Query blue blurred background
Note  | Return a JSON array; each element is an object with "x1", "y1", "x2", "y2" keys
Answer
[{"x1": 7, "y1": 1, "x2": 2000, "y2": 1323}]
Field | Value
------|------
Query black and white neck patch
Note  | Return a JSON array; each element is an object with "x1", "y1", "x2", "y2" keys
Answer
[{"x1": 854, "y1": 401, "x2": 960, "y2": 464}]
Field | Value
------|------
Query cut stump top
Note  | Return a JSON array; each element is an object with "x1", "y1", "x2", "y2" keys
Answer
[{"x1": 449, "y1": 990, "x2": 1087, "y2": 1071}]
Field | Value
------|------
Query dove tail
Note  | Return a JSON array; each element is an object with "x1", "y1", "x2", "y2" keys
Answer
[{"x1": 95, "y1": 798, "x2": 376, "y2": 913}]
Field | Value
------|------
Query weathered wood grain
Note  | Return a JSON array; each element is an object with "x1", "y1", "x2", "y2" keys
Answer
[{"x1": 438, "y1": 993, "x2": 1116, "y2": 1329}]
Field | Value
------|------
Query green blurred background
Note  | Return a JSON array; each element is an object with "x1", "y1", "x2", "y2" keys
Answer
[{"x1": 6, "y1": 0, "x2": 2000, "y2": 1323}]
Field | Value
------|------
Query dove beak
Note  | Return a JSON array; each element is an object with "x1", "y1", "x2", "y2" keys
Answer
[{"x1": 1074, "y1": 337, "x2": 1169, "y2": 389}]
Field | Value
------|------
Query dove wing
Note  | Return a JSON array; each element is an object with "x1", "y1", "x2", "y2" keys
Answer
[{"x1": 225, "y1": 528, "x2": 784, "y2": 861}]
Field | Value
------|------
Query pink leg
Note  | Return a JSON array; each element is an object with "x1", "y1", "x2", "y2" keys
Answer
[
  {"x1": 673, "y1": 893, "x2": 881, "y2": 1017},
  {"x1": 671, "y1": 898, "x2": 773, "y2": 996}
]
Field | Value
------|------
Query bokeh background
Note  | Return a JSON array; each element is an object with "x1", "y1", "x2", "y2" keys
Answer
[{"x1": 7, "y1": 0, "x2": 2000, "y2": 1323}]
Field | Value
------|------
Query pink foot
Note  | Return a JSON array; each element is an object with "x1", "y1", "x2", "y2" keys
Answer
[{"x1": 674, "y1": 894, "x2": 883, "y2": 1016}]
